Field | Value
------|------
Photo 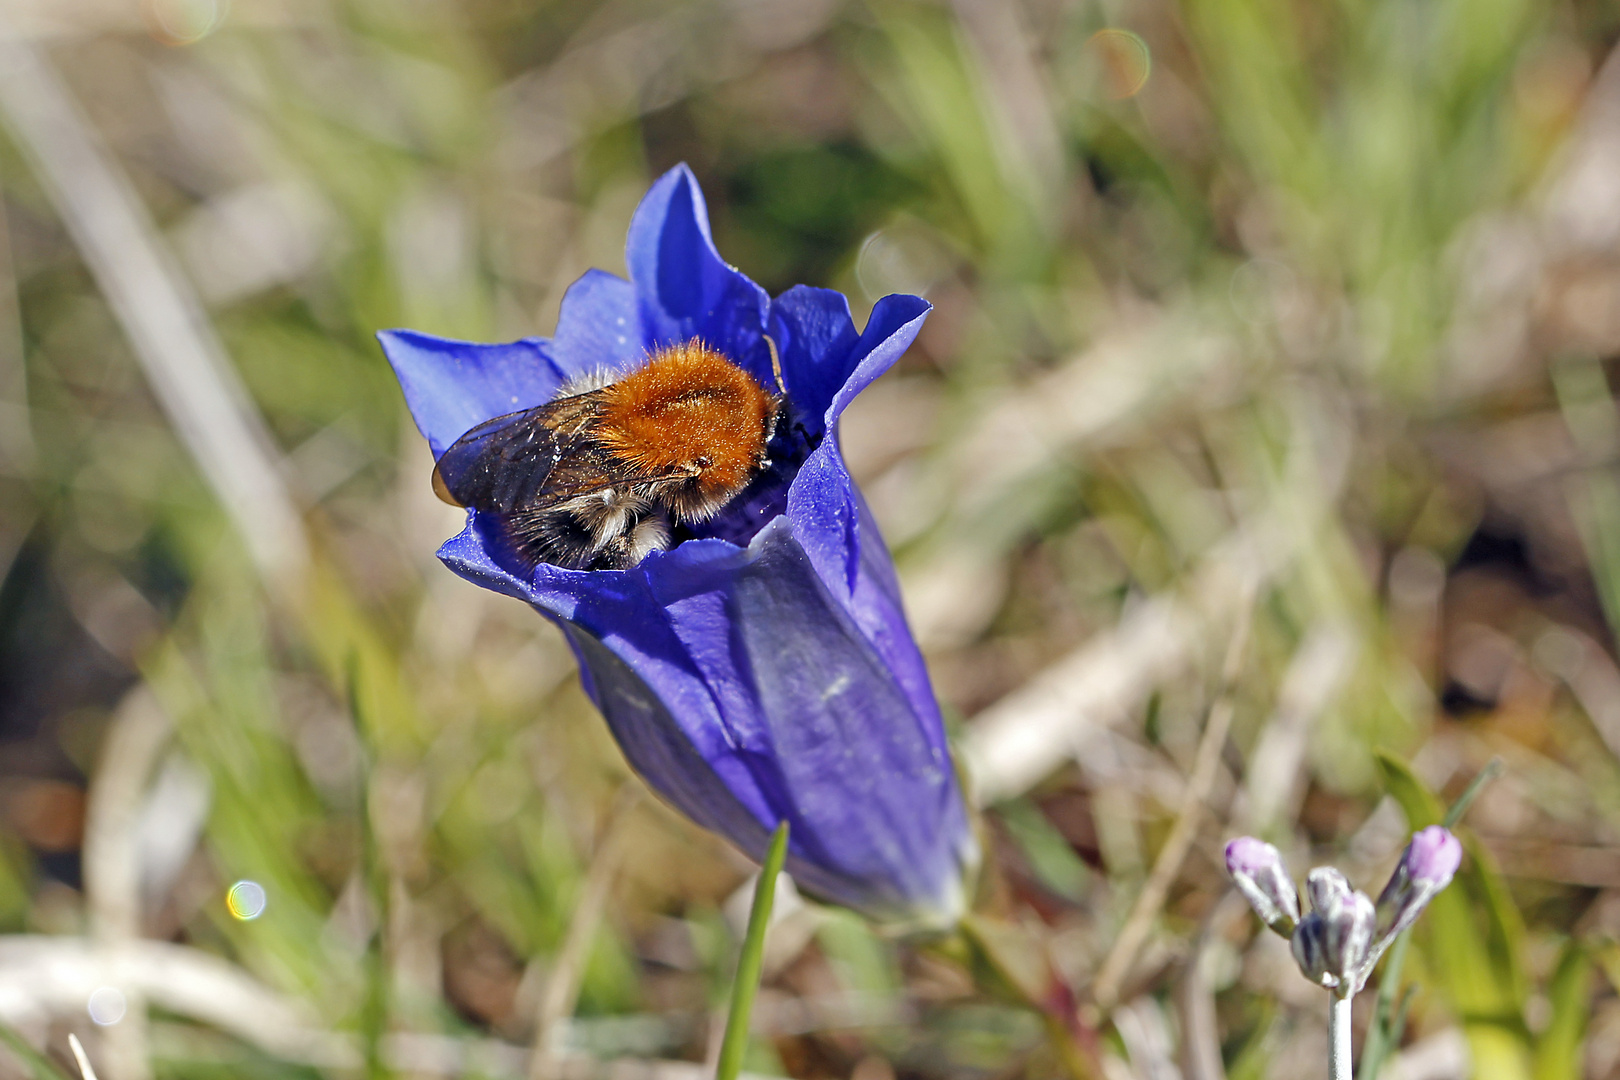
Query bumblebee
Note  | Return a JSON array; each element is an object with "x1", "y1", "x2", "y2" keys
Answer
[{"x1": 432, "y1": 340, "x2": 782, "y2": 570}]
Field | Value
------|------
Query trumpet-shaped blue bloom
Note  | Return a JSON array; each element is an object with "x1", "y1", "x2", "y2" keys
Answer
[{"x1": 379, "y1": 165, "x2": 975, "y2": 922}]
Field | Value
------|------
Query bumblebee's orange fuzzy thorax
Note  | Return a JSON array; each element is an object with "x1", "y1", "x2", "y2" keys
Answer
[{"x1": 597, "y1": 341, "x2": 777, "y2": 496}]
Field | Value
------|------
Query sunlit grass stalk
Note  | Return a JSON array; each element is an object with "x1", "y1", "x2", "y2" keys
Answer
[
  {"x1": 715, "y1": 822, "x2": 789, "y2": 1080},
  {"x1": 66, "y1": 1037, "x2": 98, "y2": 1080}
]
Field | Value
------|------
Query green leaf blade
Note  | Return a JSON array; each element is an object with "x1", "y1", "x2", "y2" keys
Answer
[{"x1": 1373, "y1": 752, "x2": 1532, "y2": 1080}]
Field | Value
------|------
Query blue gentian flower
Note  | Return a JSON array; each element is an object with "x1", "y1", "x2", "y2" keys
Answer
[{"x1": 378, "y1": 165, "x2": 976, "y2": 923}]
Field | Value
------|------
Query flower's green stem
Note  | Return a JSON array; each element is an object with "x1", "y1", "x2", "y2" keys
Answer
[{"x1": 715, "y1": 822, "x2": 789, "y2": 1080}]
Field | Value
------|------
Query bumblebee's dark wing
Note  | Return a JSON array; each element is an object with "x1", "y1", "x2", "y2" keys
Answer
[
  {"x1": 433, "y1": 395, "x2": 608, "y2": 512},
  {"x1": 432, "y1": 393, "x2": 687, "y2": 514}
]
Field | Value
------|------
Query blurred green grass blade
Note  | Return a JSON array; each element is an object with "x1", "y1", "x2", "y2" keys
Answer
[
  {"x1": 1363, "y1": 985, "x2": 1417, "y2": 1080},
  {"x1": 1375, "y1": 752, "x2": 1532, "y2": 1080},
  {"x1": 1356, "y1": 929, "x2": 1410, "y2": 1080},
  {"x1": 1443, "y1": 758, "x2": 1503, "y2": 829},
  {"x1": 1376, "y1": 751, "x2": 1445, "y2": 827},
  {"x1": 958, "y1": 915, "x2": 1095, "y2": 1079},
  {"x1": 0, "y1": 834, "x2": 32, "y2": 931},
  {"x1": 1224, "y1": 1002, "x2": 1276, "y2": 1080},
  {"x1": 0, "y1": 1025, "x2": 71, "y2": 1080},
  {"x1": 348, "y1": 654, "x2": 390, "y2": 1080},
  {"x1": 868, "y1": 5, "x2": 1042, "y2": 271},
  {"x1": 1362, "y1": 760, "x2": 1496, "y2": 1079},
  {"x1": 817, "y1": 908, "x2": 900, "y2": 997},
  {"x1": 1385, "y1": 986, "x2": 1415, "y2": 1062},
  {"x1": 1533, "y1": 941, "x2": 1592, "y2": 1080},
  {"x1": 143, "y1": 574, "x2": 352, "y2": 997},
  {"x1": 1555, "y1": 359, "x2": 1620, "y2": 646},
  {"x1": 716, "y1": 822, "x2": 789, "y2": 1080},
  {"x1": 308, "y1": 560, "x2": 423, "y2": 755},
  {"x1": 995, "y1": 799, "x2": 1090, "y2": 902}
]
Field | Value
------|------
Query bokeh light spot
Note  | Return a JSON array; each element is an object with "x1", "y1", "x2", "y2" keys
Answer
[
  {"x1": 227, "y1": 879, "x2": 267, "y2": 920},
  {"x1": 1087, "y1": 29, "x2": 1152, "y2": 100},
  {"x1": 855, "y1": 222, "x2": 956, "y2": 301},
  {"x1": 143, "y1": 0, "x2": 228, "y2": 46},
  {"x1": 87, "y1": 986, "x2": 126, "y2": 1026}
]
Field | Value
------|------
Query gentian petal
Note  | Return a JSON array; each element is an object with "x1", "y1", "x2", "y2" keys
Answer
[
  {"x1": 438, "y1": 517, "x2": 971, "y2": 921},
  {"x1": 779, "y1": 291, "x2": 929, "y2": 590},
  {"x1": 828, "y1": 293, "x2": 932, "y2": 423},
  {"x1": 376, "y1": 330, "x2": 567, "y2": 458},
  {"x1": 551, "y1": 268, "x2": 645, "y2": 378},
  {"x1": 624, "y1": 164, "x2": 774, "y2": 388},
  {"x1": 768, "y1": 286, "x2": 860, "y2": 437},
  {"x1": 769, "y1": 287, "x2": 931, "y2": 439}
]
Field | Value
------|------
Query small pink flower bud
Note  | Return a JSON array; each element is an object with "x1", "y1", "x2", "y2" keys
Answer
[
  {"x1": 1375, "y1": 826, "x2": 1462, "y2": 942},
  {"x1": 1225, "y1": 836, "x2": 1300, "y2": 936},
  {"x1": 1406, "y1": 826, "x2": 1462, "y2": 886}
]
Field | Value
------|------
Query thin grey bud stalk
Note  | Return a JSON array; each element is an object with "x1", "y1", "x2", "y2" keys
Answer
[{"x1": 1329, "y1": 989, "x2": 1354, "y2": 1080}]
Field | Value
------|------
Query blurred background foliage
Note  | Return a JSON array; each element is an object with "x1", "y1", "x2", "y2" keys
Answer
[{"x1": 3, "y1": 0, "x2": 1620, "y2": 1077}]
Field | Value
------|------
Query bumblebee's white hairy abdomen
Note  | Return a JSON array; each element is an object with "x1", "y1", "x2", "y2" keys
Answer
[
  {"x1": 624, "y1": 514, "x2": 671, "y2": 563},
  {"x1": 560, "y1": 488, "x2": 651, "y2": 545},
  {"x1": 556, "y1": 368, "x2": 623, "y2": 397}
]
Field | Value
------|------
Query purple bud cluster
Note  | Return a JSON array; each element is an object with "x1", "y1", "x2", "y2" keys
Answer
[{"x1": 1225, "y1": 827, "x2": 1462, "y2": 995}]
